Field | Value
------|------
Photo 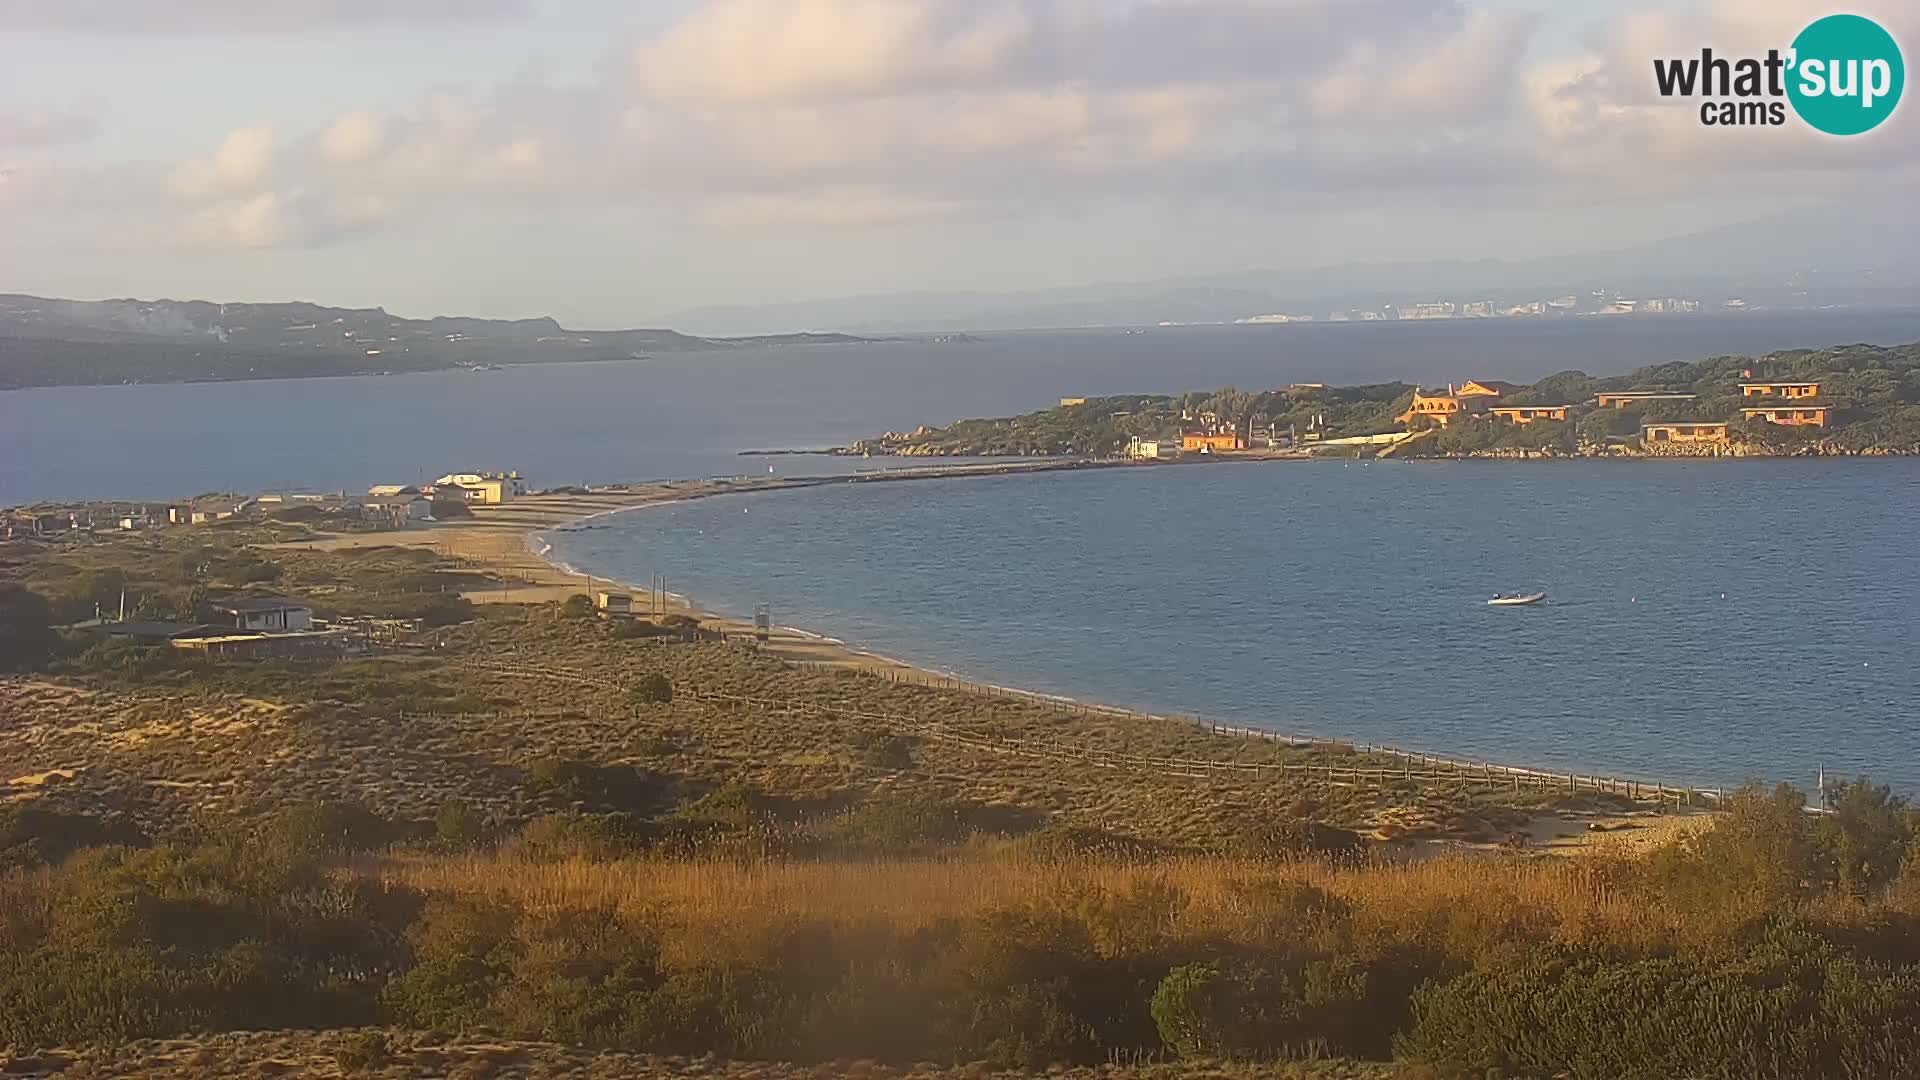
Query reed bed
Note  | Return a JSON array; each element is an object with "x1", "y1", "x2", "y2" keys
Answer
[{"x1": 374, "y1": 848, "x2": 1702, "y2": 961}]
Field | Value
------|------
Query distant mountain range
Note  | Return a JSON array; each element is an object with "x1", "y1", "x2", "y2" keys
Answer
[
  {"x1": 662, "y1": 203, "x2": 1920, "y2": 334},
  {"x1": 0, "y1": 295, "x2": 874, "y2": 389}
]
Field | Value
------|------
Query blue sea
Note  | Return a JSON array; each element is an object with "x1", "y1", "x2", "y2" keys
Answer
[
  {"x1": 8, "y1": 310, "x2": 1920, "y2": 503},
  {"x1": 8, "y1": 311, "x2": 1920, "y2": 790},
  {"x1": 548, "y1": 460, "x2": 1920, "y2": 793}
]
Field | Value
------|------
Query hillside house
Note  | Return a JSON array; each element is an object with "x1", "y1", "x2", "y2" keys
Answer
[
  {"x1": 1058, "y1": 397, "x2": 1087, "y2": 407},
  {"x1": 169, "y1": 629, "x2": 353, "y2": 660},
  {"x1": 207, "y1": 597, "x2": 314, "y2": 632},
  {"x1": 1741, "y1": 405, "x2": 1828, "y2": 427},
  {"x1": 1740, "y1": 382, "x2": 1820, "y2": 399},
  {"x1": 365, "y1": 495, "x2": 433, "y2": 526},
  {"x1": 1181, "y1": 431, "x2": 1243, "y2": 453},
  {"x1": 1126, "y1": 436, "x2": 1168, "y2": 460},
  {"x1": 1488, "y1": 405, "x2": 1572, "y2": 424},
  {"x1": 1455, "y1": 380, "x2": 1524, "y2": 399},
  {"x1": 596, "y1": 591, "x2": 633, "y2": 616},
  {"x1": 190, "y1": 501, "x2": 240, "y2": 525},
  {"x1": 434, "y1": 471, "x2": 524, "y2": 505},
  {"x1": 1642, "y1": 422, "x2": 1728, "y2": 445},
  {"x1": 1595, "y1": 392, "x2": 1698, "y2": 409},
  {"x1": 1396, "y1": 390, "x2": 1476, "y2": 428},
  {"x1": 99, "y1": 621, "x2": 220, "y2": 643}
]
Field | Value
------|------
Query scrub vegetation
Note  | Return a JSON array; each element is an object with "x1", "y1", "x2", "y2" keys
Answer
[{"x1": 2, "y1": 523, "x2": 1917, "y2": 1078}]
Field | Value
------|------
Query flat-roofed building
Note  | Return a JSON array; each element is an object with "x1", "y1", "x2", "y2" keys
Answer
[
  {"x1": 1595, "y1": 391, "x2": 1699, "y2": 409},
  {"x1": 1740, "y1": 381, "x2": 1819, "y2": 399},
  {"x1": 1642, "y1": 421, "x2": 1728, "y2": 445},
  {"x1": 1741, "y1": 404, "x2": 1828, "y2": 427},
  {"x1": 1488, "y1": 405, "x2": 1571, "y2": 424}
]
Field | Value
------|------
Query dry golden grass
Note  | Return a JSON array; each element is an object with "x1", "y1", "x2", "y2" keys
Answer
[
  {"x1": 5, "y1": 601, "x2": 1606, "y2": 849},
  {"x1": 5, "y1": 522, "x2": 1658, "y2": 854},
  {"x1": 7, "y1": 1028, "x2": 1423, "y2": 1079},
  {"x1": 372, "y1": 847, "x2": 1711, "y2": 963}
]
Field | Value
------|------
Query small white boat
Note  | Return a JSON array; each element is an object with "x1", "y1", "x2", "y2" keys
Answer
[{"x1": 1487, "y1": 592, "x2": 1547, "y2": 607}]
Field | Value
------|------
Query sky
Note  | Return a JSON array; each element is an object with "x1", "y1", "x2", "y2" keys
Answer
[{"x1": 2, "y1": 0, "x2": 1915, "y2": 327}]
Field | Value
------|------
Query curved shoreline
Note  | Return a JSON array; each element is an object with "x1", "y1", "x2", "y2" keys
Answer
[{"x1": 459, "y1": 470, "x2": 1731, "y2": 806}]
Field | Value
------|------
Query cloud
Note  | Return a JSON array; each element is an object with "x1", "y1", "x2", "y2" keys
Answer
[
  {"x1": 695, "y1": 190, "x2": 968, "y2": 227},
  {"x1": 635, "y1": 0, "x2": 1036, "y2": 102},
  {"x1": 172, "y1": 126, "x2": 275, "y2": 198},
  {"x1": 0, "y1": 0, "x2": 527, "y2": 32},
  {"x1": 321, "y1": 112, "x2": 386, "y2": 166},
  {"x1": 0, "y1": 106, "x2": 101, "y2": 150},
  {"x1": 1520, "y1": 1, "x2": 1920, "y2": 189},
  {"x1": 10, "y1": 0, "x2": 1915, "y2": 250}
]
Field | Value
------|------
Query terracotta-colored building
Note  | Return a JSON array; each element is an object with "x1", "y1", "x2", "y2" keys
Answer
[
  {"x1": 1595, "y1": 391, "x2": 1698, "y2": 409},
  {"x1": 1740, "y1": 382, "x2": 1819, "y2": 399},
  {"x1": 1181, "y1": 431, "x2": 1244, "y2": 452},
  {"x1": 1741, "y1": 405, "x2": 1828, "y2": 427},
  {"x1": 1642, "y1": 421, "x2": 1728, "y2": 445},
  {"x1": 1396, "y1": 391, "x2": 1470, "y2": 428},
  {"x1": 1455, "y1": 379, "x2": 1525, "y2": 399},
  {"x1": 1488, "y1": 405, "x2": 1571, "y2": 424}
]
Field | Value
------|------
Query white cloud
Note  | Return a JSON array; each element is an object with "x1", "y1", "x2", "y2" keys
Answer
[
  {"x1": 1520, "y1": 1, "x2": 1920, "y2": 189},
  {"x1": 0, "y1": 106, "x2": 101, "y2": 150},
  {"x1": 183, "y1": 191, "x2": 287, "y2": 249},
  {"x1": 9, "y1": 0, "x2": 1916, "y2": 252},
  {"x1": 322, "y1": 112, "x2": 386, "y2": 166},
  {"x1": 0, "y1": 0, "x2": 527, "y2": 32},
  {"x1": 172, "y1": 126, "x2": 275, "y2": 199},
  {"x1": 635, "y1": 0, "x2": 1035, "y2": 102}
]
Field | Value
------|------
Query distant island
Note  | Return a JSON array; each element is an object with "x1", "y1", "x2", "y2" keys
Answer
[
  {"x1": 0, "y1": 294, "x2": 901, "y2": 390},
  {"x1": 843, "y1": 341, "x2": 1920, "y2": 459}
]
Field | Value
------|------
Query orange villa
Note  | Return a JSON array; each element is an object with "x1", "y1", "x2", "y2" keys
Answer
[
  {"x1": 1740, "y1": 381, "x2": 1819, "y2": 399},
  {"x1": 1180, "y1": 431, "x2": 1244, "y2": 452},
  {"x1": 1595, "y1": 391, "x2": 1699, "y2": 408},
  {"x1": 1741, "y1": 404, "x2": 1828, "y2": 427},
  {"x1": 1455, "y1": 379, "x2": 1525, "y2": 399},
  {"x1": 1643, "y1": 421, "x2": 1728, "y2": 445},
  {"x1": 1487, "y1": 405, "x2": 1571, "y2": 424},
  {"x1": 1396, "y1": 390, "x2": 1472, "y2": 428}
]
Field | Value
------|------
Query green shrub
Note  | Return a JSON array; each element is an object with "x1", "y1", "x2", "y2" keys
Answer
[
  {"x1": 489, "y1": 905, "x2": 665, "y2": 1047},
  {"x1": 1815, "y1": 778, "x2": 1916, "y2": 896},
  {"x1": 524, "y1": 758, "x2": 674, "y2": 815},
  {"x1": 1226, "y1": 817, "x2": 1364, "y2": 860},
  {"x1": 631, "y1": 673, "x2": 673, "y2": 705},
  {"x1": 509, "y1": 813, "x2": 649, "y2": 860},
  {"x1": 382, "y1": 895, "x2": 519, "y2": 1032},
  {"x1": 334, "y1": 1030, "x2": 392, "y2": 1073},
  {"x1": 434, "y1": 799, "x2": 489, "y2": 847},
  {"x1": 0, "y1": 584, "x2": 57, "y2": 672},
  {"x1": 820, "y1": 793, "x2": 1033, "y2": 855},
  {"x1": 1399, "y1": 939, "x2": 1920, "y2": 1080},
  {"x1": 0, "y1": 807, "x2": 146, "y2": 870},
  {"x1": 1646, "y1": 782, "x2": 1817, "y2": 913}
]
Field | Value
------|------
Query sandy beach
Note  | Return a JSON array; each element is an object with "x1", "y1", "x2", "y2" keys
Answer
[
  {"x1": 293, "y1": 465, "x2": 1115, "y2": 677},
  {"x1": 285, "y1": 469, "x2": 1722, "y2": 855}
]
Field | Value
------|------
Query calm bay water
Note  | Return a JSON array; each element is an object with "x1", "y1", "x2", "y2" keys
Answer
[
  {"x1": 9, "y1": 311, "x2": 1920, "y2": 788},
  {"x1": 550, "y1": 460, "x2": 1920, "y2": 792},
  {"x1": 8, "y1": 310, "x2": 1920, "y2": 504}
]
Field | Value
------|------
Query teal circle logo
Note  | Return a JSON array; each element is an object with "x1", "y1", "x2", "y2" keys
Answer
[{"x1": 1787, "y1": 14, "x2": 1904, "y2": 135}]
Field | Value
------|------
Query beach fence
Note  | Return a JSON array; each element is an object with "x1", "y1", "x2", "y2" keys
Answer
[{"x1": 450, "y1": 656, "x2": 1722, "y2": 809}]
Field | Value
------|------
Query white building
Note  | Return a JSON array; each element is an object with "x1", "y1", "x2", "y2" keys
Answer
[
  {"x1": 208, "y1": 597, "x2": 314, "y2": 632},
  {"x1": 433, "y1": 471, "x2": 525, "y2": 505}
]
